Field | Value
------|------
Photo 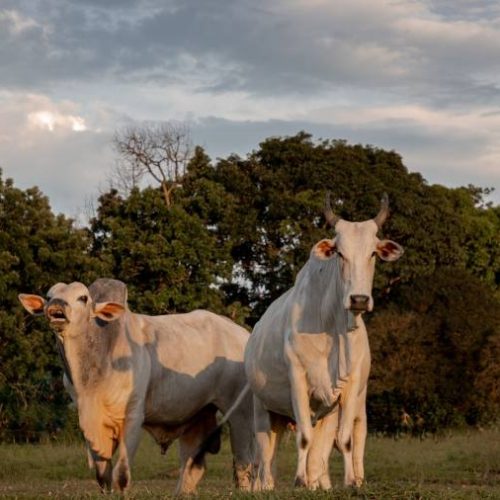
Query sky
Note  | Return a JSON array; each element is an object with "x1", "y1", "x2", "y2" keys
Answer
[{"x1": 1, "y1": 0, "x2": 499, "y2": 220}]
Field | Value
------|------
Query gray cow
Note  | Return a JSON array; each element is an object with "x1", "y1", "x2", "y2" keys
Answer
[
  {"x1": 19, "y1": 278, "x2": 254, "y2": 495},
  {"x1": 245, "y1": 194, "x2": 403, "y2": 490}
]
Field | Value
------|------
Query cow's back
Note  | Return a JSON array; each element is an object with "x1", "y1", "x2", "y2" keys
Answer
[{"x1": 140, "y1": 310, "x2": 250, "y2": 423}]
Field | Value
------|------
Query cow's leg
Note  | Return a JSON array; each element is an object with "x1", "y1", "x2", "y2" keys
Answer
[
  {"x1": 176, "y1": 416, "x2": 218, "y2": 496},
  {"x1": 287, "y1": 351, "x2": 314, "y2": 487},
  {"x1": 336, "y1": 393, "x2": 358, "y2": 486},
  {"x1": 253, "y1": 397, "x2": 283, "y2": 491},
  {"x1": 352, "y1": 390, "x2": 367, "y2": 487},
  {"x1": 90, "y1": 438, "x2": 117, "y2": 493},
  {"x1": 294, "y1": 430, "x2": 309, "y2": 487},
  {"x1": 112, "y1": 417, "x2": 143, "y2": 493},
  {"x1": 226, "y1": 391, "x2": 254, "y2": 491},
  {"x1": 94, "y1": 458, "x2": 113, "y2": 493},
  {"x1": 306, "y1": 411, "x2": 337, "y2": 490}
]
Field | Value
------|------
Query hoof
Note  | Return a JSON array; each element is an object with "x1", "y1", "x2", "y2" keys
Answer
[{"x1": 294, "y1": 475, "x2": 307, "y2": 488}]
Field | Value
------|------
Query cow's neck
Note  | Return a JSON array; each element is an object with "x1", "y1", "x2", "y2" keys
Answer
[
  {"x1": 56, "y1": 338, "x2": 74, "y2": 386},
  {"x1": 296, "y1": 254, "x2": 368, "y2": 392},
  {"x1": 60, "y1": 320, "x2": 119, "y2": 393},
  {"x1": 296, "y1": 255, "x2": 349, "y2": 335}
]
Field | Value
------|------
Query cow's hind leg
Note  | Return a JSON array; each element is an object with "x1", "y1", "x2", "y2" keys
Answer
[
  {"x1": 176, "y1": 407, "x2": 219, "y2": 495},
  {"x1": 253, "y1": 397, "x2": 284, "y2": 491},
  {"x1": 226, "y1": 391, "x2": 255, "y2": 491}
]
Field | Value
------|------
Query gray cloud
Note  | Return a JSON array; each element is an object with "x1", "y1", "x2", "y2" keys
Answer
[
  {"x1": 192, "y1": 116, "x2": 500, "y2": 204},
  {"x1": 1, "y1": 111, "x2": 498, "y2": 224},
  {"x1": 0, "y1": 0, "x2": 499, "y2": 214},
  {"x1": 2, "y1": 0, "x2": 499, "y2": 109}
]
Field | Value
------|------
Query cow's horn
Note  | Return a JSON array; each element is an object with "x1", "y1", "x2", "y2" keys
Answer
[
  {"x1": 374, "y1": 193, "x2": 389, "y2": 228},
  {"x1": 324, "y1": 192, "x2": 340, "y2": 227}
]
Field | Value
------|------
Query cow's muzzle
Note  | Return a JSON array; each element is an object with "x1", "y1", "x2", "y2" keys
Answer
[
  {"x1": 349, "y1": 294, "x2": 370, "y2": 312},
  {"x1": 46, "y1": 299, "x2": 70, "y2": 329}
]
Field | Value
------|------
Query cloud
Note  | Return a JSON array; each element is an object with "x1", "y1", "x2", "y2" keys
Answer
[
  {"x1": 0, "y1": 9, "x2": 40, "y2": 34},
  {"x1": 0, "y1": 91, "x2": 113, "y2": 219},
  {"x1": 0, "y1": 0, "x2": 498, "y2": 215},
  {"x1": 1, "y1": 0, "x2": 499, "y2": 108},
  {"x1": 191, "y1": 115, "x2": 500, "y2": 205}
]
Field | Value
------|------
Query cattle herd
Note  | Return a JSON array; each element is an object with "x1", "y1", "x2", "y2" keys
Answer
[{"x1": 18, "y1": 193, "x2": 403, "y2": 495}]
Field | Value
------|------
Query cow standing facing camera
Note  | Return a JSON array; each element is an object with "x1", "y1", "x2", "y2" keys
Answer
[
  {"x1": 245, "y1": 193, "x2": 403, "y2": 490},
  {"x1": 19, "y1": 278, "x2": 254, "y2": 495}
]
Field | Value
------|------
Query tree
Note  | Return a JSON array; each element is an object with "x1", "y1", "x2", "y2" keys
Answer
[
  {"x1": 0, "y1": 170, "x2": 106, "y2": 441},
  {"x1": 368, "y1": 268, "x2": 500, "y2": 432},
  {"x1": 112, "y1": 122, "x2": 193, "y2": 208},
  {"x1": 89, "y1": 183, "x2": 248, "y2": 321},
  {"x1": 183, "y1": 133, "x2": 498, "y2": 326}
]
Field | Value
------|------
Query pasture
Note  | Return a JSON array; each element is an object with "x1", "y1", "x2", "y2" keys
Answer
[{"x1": 0, "y1": 428, "x2": 498, "y2": 499}]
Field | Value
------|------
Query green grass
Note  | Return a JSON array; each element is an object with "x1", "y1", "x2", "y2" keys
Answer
[{"x1": 0, "y1": 429, "x2": 498, "y2": 498}]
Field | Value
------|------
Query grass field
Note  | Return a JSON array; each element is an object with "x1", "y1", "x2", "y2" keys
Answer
[{"x1": 0, "y1": 428, "x2": 498, "y2": 499}]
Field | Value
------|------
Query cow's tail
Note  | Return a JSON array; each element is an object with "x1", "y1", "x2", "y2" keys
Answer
[{"x1": 192, "y1": 383, "x2": 251, "y2": 465}]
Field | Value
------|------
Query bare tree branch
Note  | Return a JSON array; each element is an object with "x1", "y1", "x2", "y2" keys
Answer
[{"x1": 112, "y1": 121, "x2": 193, "y2": 207}]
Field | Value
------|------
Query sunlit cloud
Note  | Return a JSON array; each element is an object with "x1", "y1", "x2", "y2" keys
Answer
[
  {"x1": 28, "y1": 110, "x2": 87, "y2": 132},
  {"x1": 0, "y1": 9, "x2": 39, "y2": 34}
]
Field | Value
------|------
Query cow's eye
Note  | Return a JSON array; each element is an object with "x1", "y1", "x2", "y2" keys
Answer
[
  {"x1": 336, "y1": 250, "x2": 344, "y2": 259},
  {"x1": 371, "y1": 251, "x2": 377, "y2": 258},
  {"x1": 78, "y1": 295, "x2": 88, "y2": 304}
]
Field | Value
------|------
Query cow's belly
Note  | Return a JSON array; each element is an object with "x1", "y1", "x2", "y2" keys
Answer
[
  {"x1": 245, "y1": 326, "x2": 295, "y2": 418},
  {"x1": 254, "y1": 376, "x2": 295, "y2": 418},
  {"x1": 144, "y1": 371, "x2": 215, "y2": 424}
]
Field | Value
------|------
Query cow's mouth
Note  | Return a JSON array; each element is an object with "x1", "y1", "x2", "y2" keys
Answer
[
  {"x1": 46, "y1": 306, "x2": 68, "y2": 327},
  {"x1": 349, "y1": 306, "x2": 367, "y2": 313}
]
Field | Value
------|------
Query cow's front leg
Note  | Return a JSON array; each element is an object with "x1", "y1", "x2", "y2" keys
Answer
[
  {"x1": 307, "y1": 410, "x2": 337, "y2": 490},
  {"x1": 286, "y1": 347, "x2": 314, "y2": 488},
  {"x1": 336, "y1": 389, "x2": 358, "y2": 487},
  {"x1": 352, "y1": 388, "x2": 367, "y2": 487},
  {"x1": 94, "y1": 457, "x2": 113, "y2": 493},
  {"x1": 112, "y1": 416, "x2": 143, "y2": 493},
  {"x1": 89, "y1": 436, "x2": 117, "y2": 492}
]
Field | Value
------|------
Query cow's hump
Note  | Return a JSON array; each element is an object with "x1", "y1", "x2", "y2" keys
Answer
[{"x1": 89, "y1": 278, "x2": 128, "y2": 305}]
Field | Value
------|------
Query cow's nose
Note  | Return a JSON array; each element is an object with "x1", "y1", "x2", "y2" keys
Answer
[{"x1": 350, "y1": 294, "x2": 369, "y2": 311}]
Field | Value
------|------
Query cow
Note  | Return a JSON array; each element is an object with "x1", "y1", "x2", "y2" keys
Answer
[
  {"x1": 244, "y1": 193, "x2": 403, "y2": 490},
  {"x1": 18, "y1": 278, "x2": 254, "y2": 495}
]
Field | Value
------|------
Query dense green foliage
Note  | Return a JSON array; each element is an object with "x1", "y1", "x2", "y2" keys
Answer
[
  {"x1": 0, "y1": 174, "x2": 106, "y2": 441},
  {"x1": 0, "y1": 132, "x2": 499, "y2": 440}
]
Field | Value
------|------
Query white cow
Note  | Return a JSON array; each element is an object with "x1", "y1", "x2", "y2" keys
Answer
[
  {"x1": 244, "y1": 193, "x2": 403, "y2": 489},
  {"x1": 19, "y1": 278, "x2": 254, "y2": 495}
]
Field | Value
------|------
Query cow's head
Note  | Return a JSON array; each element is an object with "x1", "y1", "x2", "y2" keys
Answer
[
  {"x1": 313, "y1": 193, "x2": 403, "y2": 313},
  {"x1": 19, "y1": 281, "x2": 125, "y2": 338}
]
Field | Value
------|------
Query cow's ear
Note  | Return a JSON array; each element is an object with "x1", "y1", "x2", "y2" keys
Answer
[
  {"x1": 376, "y1": 240, "x2": 404, "y2": 262},
  {"x1": 313, "y1": 239, "x2": 336, "y2": 260},
  {"x1": 92, "y1": 302, "x2": 125, "y2": 322},
  {"x1": 18, "y1": 294, "x2": 46, "y2": 316}
]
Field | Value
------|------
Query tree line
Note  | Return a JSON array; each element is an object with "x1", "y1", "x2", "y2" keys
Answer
[{"x1": 0, "y1": 131, "x2": 499, "y2": 441}]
